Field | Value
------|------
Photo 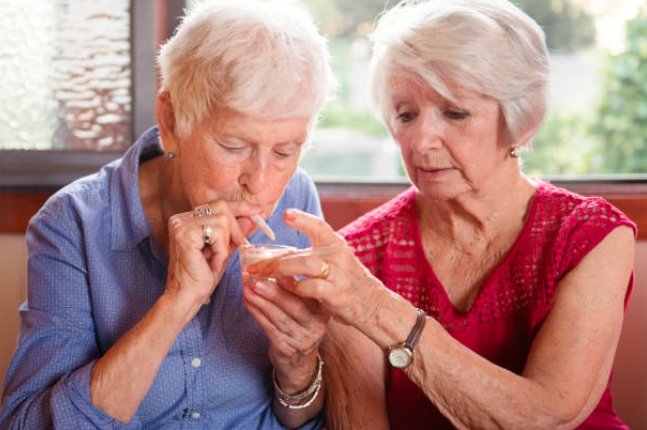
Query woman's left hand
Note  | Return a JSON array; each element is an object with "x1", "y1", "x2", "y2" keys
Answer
[
  {"x1": 242, "y1": 275, "x2": 330, "y2": 393},
  {"x1": 247, "y1": 209, "x2": 388, "y2": 328}
]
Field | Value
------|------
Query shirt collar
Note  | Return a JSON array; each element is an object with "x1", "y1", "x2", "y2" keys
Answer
[{"x1": 110, "y1": 126, "x2": 163, "y2": 250}]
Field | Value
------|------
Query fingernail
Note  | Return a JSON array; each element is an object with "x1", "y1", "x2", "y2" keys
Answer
[
  {"x1": 283, "y1": 208, "x2": 297, "y2": 222},
  {"x1": 254, "y1": 280, "x2": 272, "y2": 294}
]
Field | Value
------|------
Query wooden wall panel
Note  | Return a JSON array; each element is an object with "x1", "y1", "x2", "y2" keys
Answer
[
  {"x1": 1, "y1": 184, "x2": 646, "y2": 238},
  {"x1": 319, "y1": 184, "x2": 647, "y2": 238},
  {"x1": 0, "y1": 189, "x2": 56, "y2": 234}
]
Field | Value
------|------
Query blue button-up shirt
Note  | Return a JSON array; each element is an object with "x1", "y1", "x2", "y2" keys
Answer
[{"x1": 0, "y1": 127, "x2": 324, "y2": 429}]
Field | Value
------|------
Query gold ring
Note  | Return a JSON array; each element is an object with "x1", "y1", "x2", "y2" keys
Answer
[
  {"x1": 193, "y1": 204, "x2": 212, "y2": 218},
  {"x1": 319, "y1": 261, "x2": 330, "y2": 279},
  {"x1": 203, "y1": 224, "x2": 213, "y2": 246}
]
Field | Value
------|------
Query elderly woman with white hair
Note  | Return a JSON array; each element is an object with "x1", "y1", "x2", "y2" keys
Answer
[
  {"x1": 248, "y1": 0, "x2": 637, "y2": 428},
  {"x1": 0, "y1": 0, "x2": 336, "y2": 428}
]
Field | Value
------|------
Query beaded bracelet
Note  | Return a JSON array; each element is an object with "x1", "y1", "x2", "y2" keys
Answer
[{"x1": 273, "y1": 354, "x2": 324, "y2": 410}]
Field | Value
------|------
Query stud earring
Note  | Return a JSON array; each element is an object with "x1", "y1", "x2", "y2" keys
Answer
[
  {"x1": 510, "y1": 147, "x2": 521, "y2": 158},
  {"x1": 167, "y1": 151, "x2": 176, "y2": 160}
]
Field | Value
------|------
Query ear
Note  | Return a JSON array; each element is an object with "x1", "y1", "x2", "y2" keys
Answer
[
  {"x1": 513, "y1": 121, "x2": 541, "y2": 149},
  {"x1": 498, "y1": 111, "x2": 540, "y2": 153},
  {"x1": 156, "y1": 91, "x2": 178, "y2": 152}
]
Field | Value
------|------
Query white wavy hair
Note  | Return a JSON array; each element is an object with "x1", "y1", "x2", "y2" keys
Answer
[
  {"x1": 370, "y1": 0, "x2": 550, "y2": 148},
  {"x1": 158, "y1": 0, "x2": 337, "y2": 137}
]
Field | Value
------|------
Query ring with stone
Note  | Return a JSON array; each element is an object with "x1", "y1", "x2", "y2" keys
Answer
[
  {"x1": 193, "y1": 204, "x2": 212, "y2": 218},
  {"x1": 203, "y1": 224, "x2": 213, "y2": 246}
]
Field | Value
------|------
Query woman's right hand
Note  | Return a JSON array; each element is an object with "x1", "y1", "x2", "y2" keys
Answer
[{"x1": 164, "y1": 200, "x2": 253, "y2": 310}]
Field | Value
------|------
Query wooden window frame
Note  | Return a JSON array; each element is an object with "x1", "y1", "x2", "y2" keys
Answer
[
  {"x1": 0, "y1": 0, "x2": 183, "y2": 187},
  {"x1": 2, "y1": 180, "x2": 646, "y2": 239},
  {"x1": 317, "y1": 180, "x2": 647, "y2": 239},
  {"x1": 1, "y1": 1, "x2": 645, "y2": 238}
]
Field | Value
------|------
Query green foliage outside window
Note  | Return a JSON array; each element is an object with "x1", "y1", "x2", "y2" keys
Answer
[
  {"x1": 523, "y1": 112, "x2": 595, "y2": 176},
  {"x1": 527, "y1": 8, "x2": 647, "y2": 175},
  {"x1": 305, "y1": 0, "x2": 647, "y2": 177},
  {"x1": 319, "y1": 102, "x2": 387, "y2": 137},
  {"x1": 513, "y1": 0, "x2": 595, "y2": 52},
  {"x1": 311, "y1": 0, "x2": 599, "y2": 139},
  {"x1": 593, "y1": 9, "x2": 647, "y2": 173}
]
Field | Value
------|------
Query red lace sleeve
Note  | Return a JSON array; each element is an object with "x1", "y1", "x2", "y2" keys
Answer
[{"x1": 554, "y1": 197, "x2": 636, "y2": 277}]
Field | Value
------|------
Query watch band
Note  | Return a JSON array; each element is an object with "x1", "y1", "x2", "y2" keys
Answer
[
  {"x1": 387, "y1": 307, "x2": 428, "y2": 369},
  {"x1": 405, "y1": 308, "x2": 427, "y2": 351}
]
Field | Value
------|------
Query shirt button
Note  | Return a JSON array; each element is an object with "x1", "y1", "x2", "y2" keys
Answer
[
  {"x1": 191, "y1": 357, "x2": 202, "y2": 368},
  {"x1": 191, "y1": 411, "x2": 201, "y2": 420}
]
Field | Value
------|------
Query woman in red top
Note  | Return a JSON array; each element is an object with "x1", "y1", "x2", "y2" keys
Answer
[{"x1": 246, "y1": 0, "x2": 636, "y2": 428}]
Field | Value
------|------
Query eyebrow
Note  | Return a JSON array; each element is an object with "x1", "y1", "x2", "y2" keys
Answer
[
  {"x1": 212, "y1": 135, "x2": 247, "y2": 144},
  {"x1": 212, "y1": 131, "x2": 308, "y2": 147}
]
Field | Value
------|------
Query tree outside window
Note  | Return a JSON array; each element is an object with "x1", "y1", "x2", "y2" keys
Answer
[
  {"x1": 297, "y1": 0, "x2": 647, "y2": 179},
  {"x1": 2, "y1": 0, "x2": 646, "y2": 181}
]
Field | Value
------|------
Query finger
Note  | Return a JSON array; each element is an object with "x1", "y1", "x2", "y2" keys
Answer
[
  {"x1": 198, "y1": 219, "x2": 231, "y2": 269},
  {"x1": 201, "y1": 201, "x2": 249, "y2": 246},
  {"x1": 220, "y1": 198, "x2": 265, "y2": 219},
  {"x1": 252, "y1": 252, "x2": 332, "y2": 282},
  {"x1": 250, "y1": 278, "x2": 326, "y2": 326},
  {"x1": 289, "y1": 277, "x2": 331, "y2": 304},
  {"x1": 244, "y1": 296, "x2": 300, "y2": 356},
  {"x1": 243, "y1": 284, "x2": 321, "y2": 355},
  {"x1": 283, "y1": 209, "x2": 345, "y2": 247},
  {"x1": 230, "y1": 215, "x2": 252, "y2": 246},
  {"x1": 169, "y1": 214, "x2": 209, "y2": 254},
  {"x1": 246, "y1": 267, "x2": 299, "y2": 291},
  {"x1": 202, "y1": 233, "x2": 228, "y2": 276},
  {"x1": 210, "y1": 199, "x2": 271, "y2": 243}
]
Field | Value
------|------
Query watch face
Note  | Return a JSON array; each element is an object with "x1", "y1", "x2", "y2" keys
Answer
[{"x1": 388, "y1": 347, "x2": 412, "y2": 369}]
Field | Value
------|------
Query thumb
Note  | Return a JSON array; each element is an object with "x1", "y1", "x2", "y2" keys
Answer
[{"x1": 283, "y1": 209, "x2": 345, "y2": 247}]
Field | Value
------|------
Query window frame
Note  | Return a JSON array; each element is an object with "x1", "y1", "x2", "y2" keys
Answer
[
  {"x1": 0, "y1": 0, "x2": 183, "y2": 187},
  {"x1": 0, "y1": 0, "x2": 645, "y2": 237},
  {"x1": 315, "y1": 178, "x2": 647, "y2": 239}
]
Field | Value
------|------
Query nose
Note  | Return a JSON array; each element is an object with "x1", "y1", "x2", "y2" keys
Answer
[
  {"x1": 238, "y1": 150, "x2": 270, "y2": 195},
  {"x1": 411, "y1": 110, "x2": 444, "y2": 152}
]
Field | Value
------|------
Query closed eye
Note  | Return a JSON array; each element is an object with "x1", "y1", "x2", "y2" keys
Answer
[
  {"x1": 274, "y1": 149, "x2": 292, "y2": 158},
  {"x1": 445, "y1": 110, "x2": 470, "y2": 120},
  {"x1": 224, "y1": 146, "x2": 247, "y2": 153},
  {"x1": 213, "y1": 137, "x2": 248, "y2": 153},
  {"x1": 273, "y1": 142, "x2": 301, "y2": 158},
  {"x1": 396, "y1": 112, "x2": 415, "y2": 123}
]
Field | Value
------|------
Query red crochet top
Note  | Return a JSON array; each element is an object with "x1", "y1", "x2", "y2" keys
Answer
[{"x1": 339, "y1": 181, "x2": 636, "y2": 429}]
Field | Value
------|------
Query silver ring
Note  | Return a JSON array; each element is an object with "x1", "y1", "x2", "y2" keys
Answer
[
  {"x1": 203, "y1": 224, "x2": 213, "y2": 246},
  {"x1": 193, "y1": 204, "x2": 212, "y2": 218}
]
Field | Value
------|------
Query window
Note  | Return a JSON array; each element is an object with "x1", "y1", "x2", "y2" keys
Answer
[
  {"x1": 0, "y1": 0, "x2": 178, "y2": 186},
  {"x1": 293, "y1": 0, "x2": 647, "y2": 180},
  {"x1": 2, "y1": 0, "x2": 646, "y2": 187},
  {"x1": 0, "y1": 0, "x2": 131, "y2": 151}
]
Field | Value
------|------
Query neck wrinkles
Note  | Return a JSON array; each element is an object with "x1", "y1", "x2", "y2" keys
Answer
[{"x1": 415, "y1": 174, "x2": 536, "y2": 250}]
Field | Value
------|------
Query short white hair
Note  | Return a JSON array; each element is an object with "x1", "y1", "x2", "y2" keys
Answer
[
  {"x1": 158, "y1": 0, "x2": 337, "y2": 137},
  {"x1": 370, "y1": 0, "x2": 550, "y2": 147}
]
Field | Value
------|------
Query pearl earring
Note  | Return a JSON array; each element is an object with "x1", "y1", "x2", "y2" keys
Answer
[
  {"x1": 167, "y1": 151, "x2": 176, "y2": 160},
  {"x1": 510, "y1": 147, "x2": 521, "y2": 158}
]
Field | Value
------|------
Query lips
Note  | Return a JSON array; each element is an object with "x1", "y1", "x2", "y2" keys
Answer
[
  {"x1": 417, "y1": 166, "x2": 452, "y2": 172},
  {"x1": 414, "y1": 166, "x2": 455, "y2": 181}
]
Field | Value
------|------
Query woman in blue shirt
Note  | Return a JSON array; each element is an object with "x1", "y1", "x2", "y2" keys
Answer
[{"x1": 0, "y1": 1, "x2": 336, "y2": 428}]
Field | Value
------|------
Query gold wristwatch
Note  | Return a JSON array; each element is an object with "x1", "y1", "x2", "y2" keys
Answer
[{"x1": 387, "y1": 308, "x2": 427, "y2": 369}]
